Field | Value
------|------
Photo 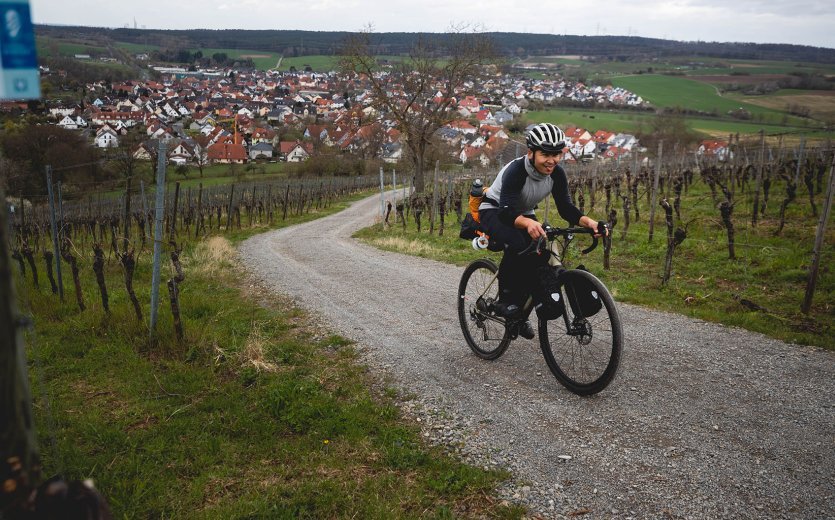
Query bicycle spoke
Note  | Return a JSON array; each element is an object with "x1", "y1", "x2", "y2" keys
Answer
[
  {"x1": 458, "y1": 259, "x2": 511, "y2": 360},
  {"x1": 538, "y1": 269, "x2": 622, "y2": 395}
]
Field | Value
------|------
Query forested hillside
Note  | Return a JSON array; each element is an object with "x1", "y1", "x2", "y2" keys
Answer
[{"x1": 35, "y1": 25, "x2": 835, "y2": 63}]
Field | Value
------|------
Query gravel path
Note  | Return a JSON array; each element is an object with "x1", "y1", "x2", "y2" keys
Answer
[{"x1": 239, "y1": 193, "x2": 834, "y2": 519}]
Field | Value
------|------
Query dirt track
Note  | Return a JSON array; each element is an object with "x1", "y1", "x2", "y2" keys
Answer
[{"x1": 239, "y1": 192, "x2": 834, "y2": 519}]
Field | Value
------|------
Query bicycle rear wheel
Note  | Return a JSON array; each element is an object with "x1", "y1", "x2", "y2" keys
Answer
[
  {"x1": 458, "y1": 258, "x2": 512, "y2": 360},
  {"x1": 538, "y1": 269, "x2": 622, "y2": 395}
]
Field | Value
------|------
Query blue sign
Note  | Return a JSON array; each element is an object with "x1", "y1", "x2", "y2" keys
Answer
[{"x1": 0, "y1": 1, "x2": 39, "y2": 100}]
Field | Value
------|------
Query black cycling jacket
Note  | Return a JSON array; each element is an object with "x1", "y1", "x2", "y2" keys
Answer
[{"x1": 479, "y1": 155, "x2": 583, "y2": 226}]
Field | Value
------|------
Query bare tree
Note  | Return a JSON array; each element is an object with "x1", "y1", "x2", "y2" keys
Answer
[
  {"x1": 193, "y1": 135, "x2": 212, "y2": 178},
  {"x1": 340, "y1": 26, "x2": 496, "y2": 193}
]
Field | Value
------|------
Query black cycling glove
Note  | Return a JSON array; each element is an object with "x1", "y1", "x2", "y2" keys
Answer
[{"x1": 597, "y1": 221, "x2": 609, "y2": 236}]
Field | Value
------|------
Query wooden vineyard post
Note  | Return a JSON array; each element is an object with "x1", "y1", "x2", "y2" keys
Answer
[
  {"x1": 648, "y1": 141, "x2": 662, "y2": 242},
  {"x1": 140, "y1": 180, "x2": 149, "y2": 248},
  {"x1": 429, "y1": 161, "x2": 438, "y2": 235},
  {"x1": 150, "y1": 142, "x2": 168, "y2": 337},
  {"x1": 45, "y1": 166, "x2": 64, "y2": 301},
  {"x1": 379, "y1": 166, "x2": 385, "y2": 219},
  {"x1": 392, "y1": 169, "x2": 397, "y2": 211},
  {"x1": 123, "y1": 176, "x2": 132, "y2": 252},
  {"x1": 801, "y1": 155, "x2": 835, "y2": 314},
  {"x1": 282, "y1": 184, "x2": 290, "y2": 220},
  {"x1": 195, "y1": 183, "x2": 203, "y2": 239},
  {"x1": 169, "y1": 182, "x2": 180, "y2": 242},
  {"x1": 0, "y1": 186, "x2": 41, "y2": 513},
  {"x1": 225, "y1": 183, "x2": 235, "y2": 231},
  {"x1": 752, "y1": 130, "x2": 765, "y2": 227}
]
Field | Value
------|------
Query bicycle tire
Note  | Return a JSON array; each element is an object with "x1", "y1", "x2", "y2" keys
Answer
[
  {"x1": 538, "y1": 269, "x2": 622, "y2": 395},
  {"x1": 458, "y1": 258, "x2": 512, "y2": 360}
]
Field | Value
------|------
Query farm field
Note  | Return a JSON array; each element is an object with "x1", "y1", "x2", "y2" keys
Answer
[
  {"x1": 727, "y1": 89, "x2": 835, "y2": 125},
  {"x1": 36, "y1": 35, "x2": 108, "y2": 58},
  {"x1": 610, "y1": 74, "x2": 809, "y2": 125},
  {"x1": 113, "y1": 41, "x2": 162, "y2": 53}
]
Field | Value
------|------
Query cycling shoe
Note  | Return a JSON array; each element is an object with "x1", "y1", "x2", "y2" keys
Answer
[
  {"x1": 519, "y1": 321, "x2": 535, "y2": 340},
  {"x1": 493, "y1": 302, "x2": 521, "y2": 319}
]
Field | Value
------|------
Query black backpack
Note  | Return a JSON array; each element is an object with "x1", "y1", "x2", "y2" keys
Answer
[{"x1": 459, "y1": 212, "x2": 481, "y2": 240}]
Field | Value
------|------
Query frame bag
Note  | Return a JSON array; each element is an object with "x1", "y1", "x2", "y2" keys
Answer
[{"x1": 533, "y1": 265, "x2": 565, "y2": 320}]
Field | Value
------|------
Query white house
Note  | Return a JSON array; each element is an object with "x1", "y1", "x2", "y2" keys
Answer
[
  {"x1": 168, "y1": 141, "x2": 194, "y2": 165},
  {"x1": 57, "y1": 115, "x2": 78, "y2": 129},
  {"x1": 279, "y1": 141, "x2": 311, "y2": 162},
  {"x1": 249, "y1": 142, "x2": 274, "y2": 160},
  {"x1": 94, "y1": 125, "x2": 119, "y2": 148}
]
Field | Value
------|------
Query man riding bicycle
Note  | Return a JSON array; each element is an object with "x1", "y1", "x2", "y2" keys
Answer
[{"x1": 478, "y1": 122, "x2": 608, "y2": 337}]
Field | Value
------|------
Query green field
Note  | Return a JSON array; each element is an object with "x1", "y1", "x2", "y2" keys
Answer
[
  {"x1": 113, "y1": 41, "x2": 162, "y2": 53},
  {"x1": 36, "y1": 36, "x2": 108, "y2": 58},
  {"x1": 611, "y1": 74, "x2": 799, "y2": 123}
]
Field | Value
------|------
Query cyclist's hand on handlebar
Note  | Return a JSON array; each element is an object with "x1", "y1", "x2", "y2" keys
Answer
[
  {"x1": 527, "y1": 220, "x2": 546, "y2": 240},
  {"x1": 596, "y1": 220, "x2": 609, "y2": 238},
  {"x1": 517, "y1": 216, "x2": 545, "y2": 240}
]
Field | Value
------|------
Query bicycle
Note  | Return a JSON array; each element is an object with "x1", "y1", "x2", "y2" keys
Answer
[{"x1": 457, "y1": 224, "x2": 622, "y2": 396}]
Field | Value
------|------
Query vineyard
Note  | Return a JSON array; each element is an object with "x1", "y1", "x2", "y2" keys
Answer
[
  {"x1": 6, "y1": 171, "x2": 382, "y2": 338},
  {"x1": 5, "y1": 136, "x2": 833, "y2": 344},
  {"x1": 2, "y1": 167, "x2": 524, "y2": 517},
  {"x1": 359, "y1": 137, "x2": 835, "y2": 349},
  {"x1": 1, "y1": 137, "x2": 833, "y2": 516}
]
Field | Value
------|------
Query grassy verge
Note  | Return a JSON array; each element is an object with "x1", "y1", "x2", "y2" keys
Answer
[
  {"x1": 19, "y1": 192, "x2": 522, "y2": 518},
  {"x1": 354, "y1": 185, "x2": 834, "y2": 350}
]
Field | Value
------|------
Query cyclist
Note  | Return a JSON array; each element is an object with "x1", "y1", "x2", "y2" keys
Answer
[{"x1": 478, "y1": 122, "x2": 608, "y2": 336}]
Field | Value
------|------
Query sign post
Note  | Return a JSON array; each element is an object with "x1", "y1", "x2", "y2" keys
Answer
[{"x1": 0, "y1": 1, "x2": 39, "y2": 100}]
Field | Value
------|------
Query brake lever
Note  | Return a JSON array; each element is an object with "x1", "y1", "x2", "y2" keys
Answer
[
  {"x1": 581, "y1": 235, "x2": 599, "y2": 255},
  {"x1": 518, "y1": 235, "x2": 546, "y2": 256}
]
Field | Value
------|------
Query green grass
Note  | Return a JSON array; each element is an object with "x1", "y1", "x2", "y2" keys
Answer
[
  {"x1": 18, "y1": 191, "x2": 523, "y2": 518},
  {"x1": 354, "y1": 177, "x2": 834, "y2": 350},
  {"x1": 113, "y1": 41, "x2": 162, "y2": 53},
  {"x1": 36, "y1": 36, "x2": 108, "y2": 58},
  {"x1": 610, "y1": 74, "x2": 811, "y2": 125}
]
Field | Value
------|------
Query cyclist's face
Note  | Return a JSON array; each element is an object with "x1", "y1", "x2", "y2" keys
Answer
[{"x1": 528, "y1": 149, "x2": 562, "y2": 175}]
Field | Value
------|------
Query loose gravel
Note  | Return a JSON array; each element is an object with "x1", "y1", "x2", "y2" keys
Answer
[{"x1": 239, "y1": 193, "x2": 835, "y2": 519}]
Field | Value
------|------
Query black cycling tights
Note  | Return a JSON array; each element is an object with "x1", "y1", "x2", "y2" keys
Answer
[{"x1": 479, "y1": 209, "x2": 549, "y2": 305}]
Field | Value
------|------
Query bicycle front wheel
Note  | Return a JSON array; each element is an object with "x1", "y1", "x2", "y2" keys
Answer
[
  {"x1": 458, "y1": 258, "x2": 511, "y2": 360},
  {"x1": 538, "y1": 269, "x2": 622, "y2": 395}
]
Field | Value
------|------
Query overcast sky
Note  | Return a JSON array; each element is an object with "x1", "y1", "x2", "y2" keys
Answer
[{"x1": 31, "y1": 0, "x2": 835, "y2": 49}]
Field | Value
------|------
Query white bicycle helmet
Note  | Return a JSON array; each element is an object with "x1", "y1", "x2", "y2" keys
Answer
[{"x1": 526, "y1": 123, "x2": 566, "y2": 153}]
